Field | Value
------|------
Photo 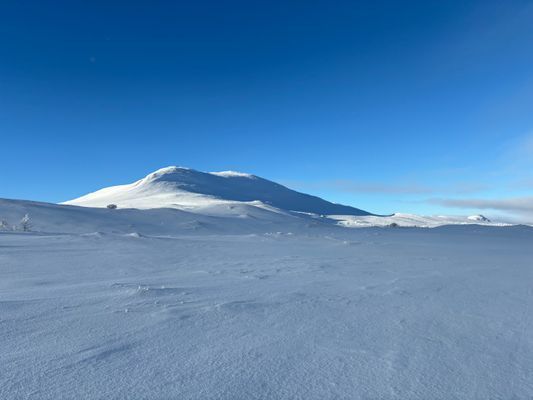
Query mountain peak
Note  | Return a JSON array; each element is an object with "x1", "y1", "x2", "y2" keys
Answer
[
  {"x1": 142, "y1": 166, "x2": 256, "y2": 184},
  {"x1": 151, "y1": 166, "x2": 192, "y2": 174},
  {"x1": 64, "y1": 166, "x2": 373, "y2": 216},
  {"x1": 209, "y1": 171, "x2": 256, "y2": 179},
  {"x1": 143, "y1": 166, "x2": 194, "y2": 181}
]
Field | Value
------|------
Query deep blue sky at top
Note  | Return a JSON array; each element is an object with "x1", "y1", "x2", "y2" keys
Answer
[{"x1": 1, "y1": 1, "x2": 533, "y2": 217}]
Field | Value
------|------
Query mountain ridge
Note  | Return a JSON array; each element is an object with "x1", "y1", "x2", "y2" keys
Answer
[{"x1": 63, "y1": 166, "x2": 374, "y2": 216}]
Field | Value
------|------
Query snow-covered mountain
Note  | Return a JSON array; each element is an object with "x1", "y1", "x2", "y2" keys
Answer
[
  {"x1": 59, "y1": 166, "x2": 512, "y2": 228},
  {"x1": 64, "y1": 166, "x2": 373, "y2": 216},
  {"x1": 0, "y1": 166, "x2": 514, "y2": 233}
]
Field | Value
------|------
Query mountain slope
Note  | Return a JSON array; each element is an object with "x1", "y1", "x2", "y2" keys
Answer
[{"x1": 63, "y1": 166, "x2": 373, "y2": 216}]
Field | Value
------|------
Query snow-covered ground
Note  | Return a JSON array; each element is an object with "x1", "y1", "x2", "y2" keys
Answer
[
  {"x1": 1, "y1": 196, "x2": 533, "y2": 399},
  {"x1": 1, "y1": 168, "x2": 531, "y2": 398}
]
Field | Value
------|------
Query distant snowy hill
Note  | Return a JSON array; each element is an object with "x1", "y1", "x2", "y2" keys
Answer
[
  {"x1": 63, "y1": 166, "x2": 373, "y2": 216},
  {"x1": 329, "y1": 213, "x2": 507, "y2": 228}
]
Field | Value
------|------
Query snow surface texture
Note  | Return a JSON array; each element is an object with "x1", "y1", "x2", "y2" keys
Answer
[{"x1": 1, "y1": 197, "x2": 533, "y2": 399}]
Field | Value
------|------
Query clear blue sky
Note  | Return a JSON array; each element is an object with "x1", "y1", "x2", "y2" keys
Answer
[{"x1": 1, "y1": 1, "x2": 533, "y2": 220}]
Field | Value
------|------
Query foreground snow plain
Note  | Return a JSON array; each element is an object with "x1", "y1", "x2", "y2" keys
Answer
[{"x1": 1, "y1": 199, "x2": 533, "y2": 399}]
